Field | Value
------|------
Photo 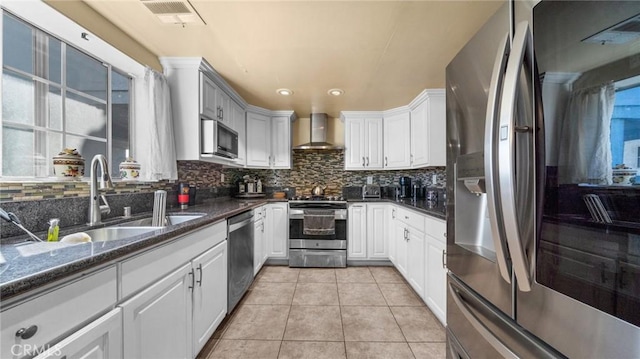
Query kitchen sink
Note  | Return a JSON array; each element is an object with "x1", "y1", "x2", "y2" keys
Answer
[{"x1": 117, "y1": 214, "x2": 205, "y2": 227}]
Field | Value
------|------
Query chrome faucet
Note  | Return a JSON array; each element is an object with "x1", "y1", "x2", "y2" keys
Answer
[{"x1": 88, "y1": 154, "x2": 114, "y2": 226}]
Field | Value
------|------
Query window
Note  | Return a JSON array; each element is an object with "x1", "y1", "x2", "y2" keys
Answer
[
  {"x1": 1, "y1": 12, "x2": 131, "y2": 178},
  {"x1": 611, "y1": 84, "x2": 640, "y2": 170}
]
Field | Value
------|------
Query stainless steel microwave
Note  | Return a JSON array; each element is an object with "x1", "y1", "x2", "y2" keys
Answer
[{"x1": 201, "y1": 118, "x2": 238, "y2": 159}]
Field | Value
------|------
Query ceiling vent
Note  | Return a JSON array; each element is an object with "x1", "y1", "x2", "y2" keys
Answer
[
  {"x1": 141, "y1": 0, "x2": 205, "y2": 25},
  {"x1": 582, "y1": 14, "x2": 640, "y2": 45}
]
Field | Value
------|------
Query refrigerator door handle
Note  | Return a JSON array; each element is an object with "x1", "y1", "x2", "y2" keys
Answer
[
  {"x1": 448, "y1": 277, "x2": 519, "y2": 359},
  {"x1": 497, "y1": 21, "x2": 534, "y2": 292},
  {"x1": 484, "y1": 32, "x2": 512, "y2": 284}
]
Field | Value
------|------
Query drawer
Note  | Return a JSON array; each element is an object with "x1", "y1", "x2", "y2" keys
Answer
[
  {"x1": 425, "y1": 216, "x2": 446, "y2": 243},
  {"x1": 1, "y1": 266, "x2": 117, "y2": 359},
  {"x1": 396, "y1": 207, "x2": 425, "y2": 232},
  {"x1": 120, "y1": 220, "x2": 226, "y2": 299}
]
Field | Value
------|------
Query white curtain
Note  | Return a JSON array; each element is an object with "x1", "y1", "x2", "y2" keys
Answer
[
  {"x1": 557, "y1": 83, "x2": 615, "y2": 184},
  {"x1": 135, "y1": 68, "x2": 178, "y2": 181}
]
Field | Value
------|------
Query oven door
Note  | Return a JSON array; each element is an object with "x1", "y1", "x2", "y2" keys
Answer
[{"x1": 288, "y1": 208, "x2": 347, "y2": 241}]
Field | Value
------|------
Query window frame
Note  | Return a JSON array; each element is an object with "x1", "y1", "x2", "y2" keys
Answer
[{"x1": 0, "y1": 2, "x2": 144, "y2": 181}]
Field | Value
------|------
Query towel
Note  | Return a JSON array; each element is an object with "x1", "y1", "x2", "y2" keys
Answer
[{"x1": 303, "y1": 210, "x2": 335, "y2": 235}]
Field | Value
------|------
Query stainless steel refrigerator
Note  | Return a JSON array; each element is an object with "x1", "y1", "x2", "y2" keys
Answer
[{"x1": 446, "y1": 1, "x2": 640, "y2": 357}]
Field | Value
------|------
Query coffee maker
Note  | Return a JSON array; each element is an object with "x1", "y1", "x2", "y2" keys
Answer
[{"x1": 399, "y1": 177, "x2": 411, "y2": 198}]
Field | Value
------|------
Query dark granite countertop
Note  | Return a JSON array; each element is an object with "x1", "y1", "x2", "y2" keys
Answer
[
  {"x1": 345, "y1": 198, "x2": 447, "y2": 220},
  {"x1": 0, "y1": 198, "x2": 272, "y2": 301}
]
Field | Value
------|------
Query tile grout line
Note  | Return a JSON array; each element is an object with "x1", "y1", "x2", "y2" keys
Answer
[{"x1": 276, "y1": 268, "x2": 299, "y2": 358}]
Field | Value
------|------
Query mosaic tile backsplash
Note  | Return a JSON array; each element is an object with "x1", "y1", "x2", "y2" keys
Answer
[
  {"x1": 1, "y1": 153, "x2": 444, "y2": 237},
  {"x1": 226, "y1": 150, "x2": 446, "y2": 197}
]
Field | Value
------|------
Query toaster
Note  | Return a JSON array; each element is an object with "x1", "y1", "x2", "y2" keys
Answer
[{"x1": 362, "y1": 184, "x2": 381, "y2": 199}]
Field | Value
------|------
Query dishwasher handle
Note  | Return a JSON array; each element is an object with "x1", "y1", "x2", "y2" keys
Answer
[{"x1": 228, "y1": 210, "x2": 254, "y2": 232}]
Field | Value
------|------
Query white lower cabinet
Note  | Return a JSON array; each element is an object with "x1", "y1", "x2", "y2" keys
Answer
[
  {"x1": 425, "y1": 217, "x2": 447, "y2": 325},
  {"x1": 406, "y1": 227, "x2": 426, "y2": 299},
  {"x1": 35, "y1": 308, "x2": 122, "y2": 359},
  {"x1": 348, "y1": 203, "x2": 389, "y2": 260},
  {"x1": 192, "y1": 241, "x2": 228, "y2": 355},
  {"x1": 254, "y1": 206, "x2": 266, "y2": 275},
  {"x1": 122, "y1": 263, "x2": 193, "y2": 359},
  {"x1": 266, "y1": 203, "x2": 288, "y2": 258},
  {"x1": 347, "y1": 204, "x2": 367, "y2": 259},
  {"x1": 1, "y1": 266, "x2": 117, "y2": 359},
  {"x1": 120, "y1": 221, "x2": 228, "y2": 359}
]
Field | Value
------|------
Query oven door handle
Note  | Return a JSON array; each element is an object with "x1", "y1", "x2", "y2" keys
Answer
[{"x1": 289, "y1": 209, "x2": 347, "y2": 220}]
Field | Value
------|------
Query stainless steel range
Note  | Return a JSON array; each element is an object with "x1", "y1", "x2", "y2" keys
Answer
[{"x1": 288, "y1": 196, "x2": 347, "y2": 267}]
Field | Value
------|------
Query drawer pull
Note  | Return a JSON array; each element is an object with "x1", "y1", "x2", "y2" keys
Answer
[
  {"x1": 16, "y1": 325, "x2": 38, "y2": 339},
  {"x1": 197, "y1": 263, "x2": 203, "y2": 287}
]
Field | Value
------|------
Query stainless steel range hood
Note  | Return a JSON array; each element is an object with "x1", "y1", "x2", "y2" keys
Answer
[{"x1": 293, "y1": 113, "x2": 344, "y2": 150}]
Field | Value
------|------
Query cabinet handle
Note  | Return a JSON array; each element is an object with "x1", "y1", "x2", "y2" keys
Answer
[
  {"x1": 385, "y1": 157, "x2": 388, "y2": 167},
  {"x1": 405, "y1": 215, "x2": 409, "y2": 219},
  {"x1": 410, "y1": 154, "x2": 414, "y2": 164},
  {"x1": 444, "y1": 232, "x2": 447, "y2": 238},
  {"x1": 366, "y1": 157, "x2": 369, "y2": 166},
  {"x1": 16, "y1": 325, "x2": 38, "y2": 339},
  {"x1": 221, "y1": 108, "x2": 224, "y2": 120},
  {"x1": 392, "y1": 209, "x2": 396, "y2": 219},
  {"x1": 442, "y1": 250, "x2": 447, "y2": 269},
  {"x1": 403, "y1": 228, "x2": 408, "y2": 240},
  {"x1": 188, "y1": 268, "x2": 195, "y2": 290},
  {"x1": 197, "y1": 263, "x2": 203, "y2": 287},
  {"x1": 362, "y1": 157, "x2": 365, "y2": 167},
  {"x1": 406, "y1": 229, "x2": 410, "y2": 241}
]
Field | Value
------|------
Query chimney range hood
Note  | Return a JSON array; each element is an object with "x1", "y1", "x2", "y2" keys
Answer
[{"x1": 293, "y1": 113, "x2": 344, "y2": 150}]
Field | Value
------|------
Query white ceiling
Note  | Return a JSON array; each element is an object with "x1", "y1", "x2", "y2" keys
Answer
[{"x1": 57, "y1": 0, "x2": 504, "y2": 118}]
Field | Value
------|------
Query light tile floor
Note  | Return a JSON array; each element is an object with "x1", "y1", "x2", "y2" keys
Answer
[{"x1": 198, "y1": 266, "x2": 447, "y2": 359}]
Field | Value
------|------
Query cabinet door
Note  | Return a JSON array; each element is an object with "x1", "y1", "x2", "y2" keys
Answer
[
  {"x1": 426, "y1": 236, "x2": 447, "y2": 325},
  {"x1": 426, "y1": 94, "x2": 446, "y2": 166},
  {"x1": 232, "y1": 102, "x2": 246, "y2": 166},
  {"x1": 34, "y1": 309, "x2": 122, "y2": 359},
  {"x1": 384, "y1": 112, "x2": 411, "y2": 169},
  {"x1": 266, "y1": 203, "x2": 288, "y2": 258},
  {"x1": 122, "y1": 263, "x2": 192, "y2": 359},
  {"x1": 200, "y1": 73, "x2": 217, "y2": 120},
  {"x1": 344, "y1": 118, "x2": 366, "y2": 169},
  {"x1": 410, "y1": 100, "x2": 429, "y2": 167},
  {"x1": 388, "y1": 207, "x2": 397, "y2": 264},
  {"x1": 367, "y1": 204, "x2": 389, "y2": 259},
  {"x1": 365, "y1": 118, "x2": 384, "y2": 169},
  {"x1": 271, "y1": 116, "x2": 291, "y2": 168},
  {"x1": 192, "y1": 241, "x2": 227, "y2": 355},
  {"x1": 395, "y1": 224, "x2": 409, "y2": 276},
  {"x1": 407, "y1": 228, "x2": 426, "y2": 299},
  {"x1": 254, "y1": 219, "x2": 264, "y2": 275},
  {"x1": 348, "y1": 204, "x2": 367, "y2": 259},
  {"x1": 246, "y1": 112, "x2": 271, "y2": 167}
]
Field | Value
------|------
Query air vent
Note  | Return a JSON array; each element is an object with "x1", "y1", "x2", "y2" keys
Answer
[
  {"x1": 583, "y1": 14, "x2": 640, "y2": 45},
  {"x1": 143, "y1": 1, "x2": 191, "y2": 14},
  {"x1": 140, "y1": 0, "x2": 205, "y2": 25}
]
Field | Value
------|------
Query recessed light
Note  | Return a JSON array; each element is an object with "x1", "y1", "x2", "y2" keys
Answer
[
  {"x1": 277, "y1": 88, "x2": 293, "y2": 96},
  {"x1": 328, "y1": 88, "x2": 344, "y2": 96}
]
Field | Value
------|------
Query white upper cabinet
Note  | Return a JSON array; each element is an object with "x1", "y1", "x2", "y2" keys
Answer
[
  {"x1": 160, "y1": 57, "x2": 247, "y2": 167},
  {"x1": 342, "y1": 89, "x2": 444, "y2": 170},
  {"x1": 200, "y1": 73, "x2": 218, "y2": 121},
  {"x1": 410, "y1": 89, "x2": 446, "y2": 168},
  {"x1": 383, "y1": 110, "x2": 412, "y2": 169},
  {"x1": 342, "y1": 114, "x2": 384, "y2": 170},
  {"x1": 246, "y1": 111, "x2": 272, "y2": 168},
  {"x1": 271, "y1": 115, "x2": 292, "y2": 168},
  {"x1": 246, "y1": 107, "x2": 294, "y2": 169},
  {"x1": 231, "y1": 101, "x2": 246, "y2": 166}
]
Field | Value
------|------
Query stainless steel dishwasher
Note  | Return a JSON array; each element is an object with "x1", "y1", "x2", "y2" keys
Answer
[{"x1": 227, "y1": 210, "x2": 254, "y2": 312}]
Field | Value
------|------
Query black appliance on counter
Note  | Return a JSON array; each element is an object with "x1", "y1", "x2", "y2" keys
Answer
[
  {"x1": 288, "y1": 196, "x2": 347, "y2": 267},
  {"x1": 399, "y1": 177, "x2": 411, "y2": 198}
]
